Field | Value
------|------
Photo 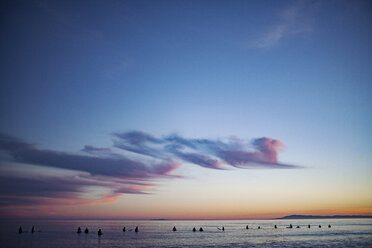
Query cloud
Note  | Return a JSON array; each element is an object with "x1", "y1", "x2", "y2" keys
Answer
[
  {"x1": 115, "y1": 131, "x2": 163, "y2": 145},
  {"x1": 113, "y1": 131, "x2": 165, "y2": 158},
  {"x1": 166, "y1": 144, "x2": 222, "y2": 170},
  {"x1": 0, "y1": 173, "x2": 155, "y2": 207},
  {"x1": 253, "y1": 137, "x2": 284, "y2": 163},
  {"x1": 0, "y1": 132, "x2": 177, "y2": 213},
  {"x1": 0, "y1": 131, "x2": 299, "y2": 215},
  {"x1": 114, "y1": 132, "x2": 299, "y2": 169},
  {"x1": 255, "y1": 0, "x2": 313, "y2": 48},
  {"x1": 0, "y1": 134, "x2": 177, "y2": 179},
  {"x1": 81, "y1": 145, "x2": 112, "y2": 154}
]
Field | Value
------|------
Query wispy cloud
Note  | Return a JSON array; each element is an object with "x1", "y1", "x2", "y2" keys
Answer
[
  {"x1": 255, "y1": 0, "x2": 314, "y2": 48},
  {"x1": 0, "y1": 133, "x2": 177, "y2": 214},
  {"x1": 114, "y1": 131, "x2": 299, "y2": 169},
  {"x1": 0, "y1": 131, "x2": 299, "y2": 215}
]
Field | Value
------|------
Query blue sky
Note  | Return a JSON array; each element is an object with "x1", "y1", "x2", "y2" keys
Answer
[{"x1": 0, "y1": 0, "x2": 371, "y2": 218}]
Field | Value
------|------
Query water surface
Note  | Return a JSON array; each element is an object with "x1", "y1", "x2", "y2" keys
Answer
[{"x1": 1, "y1": 219, "x2": 371, "y2": 247}]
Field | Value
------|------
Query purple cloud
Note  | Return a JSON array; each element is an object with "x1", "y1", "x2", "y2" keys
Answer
[
  {"x1": 0, "y1": 133, "x2": 178, "y2": 212},
  {"x1": 0, "y1": 131, "x2": 299, "y2": 213},
  {"x1": 114, "y1": 131, "x2": 300, "y2": 169},
  {"x1": 0, "y1": 134, "x2": 177, "y2": 179},
  {"x1": 81, "y1": 145, "x2": 112, "y2": 154},
  {"x1": 114, "y1": 131, "x2": 163, "y2": 145}
]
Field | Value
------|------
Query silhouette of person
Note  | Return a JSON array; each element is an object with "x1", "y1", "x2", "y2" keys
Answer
[
  {"x1": 18, "y1": 226, "x2": 22, "y2": 234},
  {"x1": 173, "y1": 226, "x2": 177, "y2": 231},
  {"x1": 274, "y1": 225, "x2": 277, "y2": 229},
  {"x1": 246, "y1": 225, "x2": 249, "y2": 229},
  {"x1": 135, "y1": 226, "x2": 138, "y2": 233},
  {"x1": 77, "y1": 227, "x2": 82, "y2": 234},
  {"x1": 123, "y1": 227, "x2": 126, "y2": 232},
  {"x1": 199, "y1": 227, "x2": 203, "y2": 232},
  {"x1": 308, "y1": 224, "x2": 311, "y2": 228},
  {"x1": 289, "y1": 224, "x2": 293, "y2": 228},
  {"x1": 31, "y1": 226, "x2": 35, "y2": 233},
  {"x1": 258, "y1": 226, "x2": 261, "y2": 229},
  {"x1": 319, "y1": 225, "x2": 321, "y2": 228},
  {"x1": 328, "y1": 224, "x2": 331, "y2": 228},
  {"x1": 98, "y1": 229, "x2": 103, "y2": 235},
  {"x1": 296, "y1": 226, "x2": 300, "y2": 228},
  {"x1": 84, "y1": 228, "x2": 89, "y2": 234},
  {"x1": 222, "y1": 227, "x2": 224, "y2": 231},
  {"x1": 193, "y1": 227, "x2": 196, "y2": 232}
]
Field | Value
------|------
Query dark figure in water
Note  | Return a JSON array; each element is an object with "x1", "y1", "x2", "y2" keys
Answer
[
  {"x1": 77, "y1": 227, "x2": 82, "y2": 234},
  {"x1": 222, "y1": 227, "x2": 225, "y2": 231},
  {"x1": 258, "y1": 226, "x2": 261, "y2": 229},
  {"x1": 296, "y1": 226, "x2": 300, "y2": 228},
  {"x1": 246, "y1": 225, "x2": 249, "y2": 229},
  {"x1": 18, "y1": 226, "x2": 22, "y2": 234},
  {"x1": 274, "y1": 225, "x2": 277, "y2": 229},
  {"x1": 135, "y1": 226, "x2": 139, "y2": 233},
  {"x1": 98, "y1": 229, "x2": 103, "y2": 236},
  {"x1": 319, "y1": 225, "x2": 321, "y2": 228},
  {"x1": 199, "y1": 227, "x2": 203, "y2": 232},
  {"x1": 308, "y1": 224, "x2": 311, "y2": 228},
  {"x1": 32, "y1": 226, "x2": 35, "y2": 233},
  {"x1": 288, "y1": 224, "x2": 293, "y2": 228},
  {"x1": 123, "y1": 227, "x2": 126, "y2": 232},
  {"x1": 84, "y1": 228, "x2": 89, "y2": 234},
  {"x1": 328, "y1": 224, "x2": 331, "y2": 228},
  {"x1": 173, "y1": 226, "x2": 177, "y2": 232},
  {"x1": 193, "y1": 227, "x2": 196, "y2": 232}
]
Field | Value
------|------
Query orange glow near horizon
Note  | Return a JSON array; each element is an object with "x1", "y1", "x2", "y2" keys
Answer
[
  {"x1": 1, "y1": 153, "x2": 371, "y2": 220},
  {"x1": 2, "y1": 194, "x2": 372, "y2": 220}
]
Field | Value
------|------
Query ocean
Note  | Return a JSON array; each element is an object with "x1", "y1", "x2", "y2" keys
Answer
[{"x1": 1, "y1": 219, "x2": 371, "y2": 247}]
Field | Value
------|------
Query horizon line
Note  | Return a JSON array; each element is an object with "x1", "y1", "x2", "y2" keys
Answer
[{"x1": 2, "y1": 214, "x2": 372, "y2": 221}]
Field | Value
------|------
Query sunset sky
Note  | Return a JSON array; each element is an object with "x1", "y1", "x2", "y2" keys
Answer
[{"x1": 0, "y1": 0, "x2": 371, "y2": 219}]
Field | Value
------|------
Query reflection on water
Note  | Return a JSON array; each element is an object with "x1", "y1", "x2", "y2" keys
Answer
[{"x1": 1, "y1": 219, "x2": 372, "y2": 247}]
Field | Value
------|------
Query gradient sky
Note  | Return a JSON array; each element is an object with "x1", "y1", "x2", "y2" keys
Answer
[{"x1": 0, "y1": 0, "x2": 371, "y2": 219}]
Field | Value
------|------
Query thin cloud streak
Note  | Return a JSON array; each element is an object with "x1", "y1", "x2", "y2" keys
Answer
[{"x1": 255, "y1": 0, "x2": 314, "y2": 48}]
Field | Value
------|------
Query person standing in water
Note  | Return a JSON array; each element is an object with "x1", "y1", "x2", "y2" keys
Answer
[
  {"x1": 98, "y1": 229, "x2": 103, "y2": 236},
  {"x1": 18, "y1": 226, "x2": 22, "y2": 234},
  {"x1": 77, "y1": 227, "x2": 82, "y2": 234},
  {"x1": 135, "y1": 226, "x2": 139, "y2": 233}
]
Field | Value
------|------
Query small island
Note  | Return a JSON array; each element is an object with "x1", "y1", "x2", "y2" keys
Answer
[{"x1": 277, "y1": 215, "x2": 372, "y2": 219}]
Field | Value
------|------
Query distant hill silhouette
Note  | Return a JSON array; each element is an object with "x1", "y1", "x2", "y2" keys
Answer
[{"x1": 277, "y1": 215, "x2": 372, "y2": 219}]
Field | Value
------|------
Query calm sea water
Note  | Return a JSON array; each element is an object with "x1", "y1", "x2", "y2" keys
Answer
[{"x1": 1, "y1": 219, "x2": 371, "y2": 247}]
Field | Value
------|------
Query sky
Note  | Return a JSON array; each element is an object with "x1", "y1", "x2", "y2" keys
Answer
[{"x1": 0, "y1": 0, "x2": 371, "y2": 220}]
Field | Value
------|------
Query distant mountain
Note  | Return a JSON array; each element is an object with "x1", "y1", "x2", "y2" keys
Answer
[{"x1": 277, "y1": 215, "x2": 372, "y2": 219}]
